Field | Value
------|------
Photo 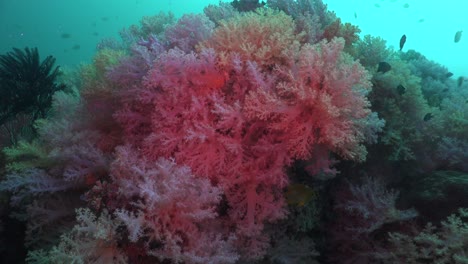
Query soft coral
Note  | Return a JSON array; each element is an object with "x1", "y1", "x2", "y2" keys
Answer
[
  {"x1": 115, "y1": 39, "x2": 380, "y2": 259},
  {"x1": 110, "y1": 145, "x2": 239, "y2": 263},
  {"x1": 111, "y1": 10, "x2": 381, "y2": 260},
  {"x1": 245, "y1": 38, "x2": 373, "y2": 161}
]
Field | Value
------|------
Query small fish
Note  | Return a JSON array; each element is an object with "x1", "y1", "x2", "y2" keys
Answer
[
  {"x1": 442, "y1": 88, "x2": 449, "y2": 92},
  {"x1": 101, "y1": 17, "x2": 109, "y2": 22},
  {"x1": 418, "y1": 18, "x2": 425, "y2": 23},
  {"x1": 458, "y1": 76, "x2": 464, "y2": 87},
  {"x1": 446, "y1": 72, "x2": 454, "y2": 78},
  {"x1": 354, "y1": 12, "x2": 358, "y2": 19},
  {"x1": 423, "y1": 113, "x2": 433, "y2": 121},
  {"x1": 93, "y1": 32, "x2": 99, "y2": 36},
  {"x1": 403, "y1": 3, "x2": 409, "y2": 8},
  {"x1": 399, "y1": 34, "x2": 406, "y2": 51},
  {"x1": 72, "y1": 44, "x2": 81, "y2": 50},
  {"x1": 375, "y1": 3, "x2": 381, "y2": 8},
  {"x1": 396, "y1": 84, "x2": 406, "y2": 95},
  {"x1": 285, "y1": 184, "x2": 316, "y2": 207},
  {"x1": 60, "y1": 33, "x2": 71, "y2": 39},
  {"x1": 377, "y1": 62, "x2": 392, "y2": 73},
  {"x1": 455, "y1": 31, "x2": 463, "y2": 43}
]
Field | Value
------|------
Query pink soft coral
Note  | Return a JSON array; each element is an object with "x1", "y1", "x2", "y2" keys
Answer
[
  {"x1": 114, "y1": 38, "x2": 378, "y2": 258},
  {"x1": 107, "y1": 9, "x2": 382, "y2": 260},
  {"x1": 110, "y1": 145, "x2": 238, "y2": 263},
  {"x1": 328, "y1": 177, "x2": 417, "y2": 263},
  {"x1": 165, "y1": 13, "x2": 215, "y2": 52}
]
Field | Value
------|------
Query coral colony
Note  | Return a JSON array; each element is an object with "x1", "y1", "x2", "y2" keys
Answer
[{"x1": 0, "y1": 1, "x2": 467, "y2": 263}]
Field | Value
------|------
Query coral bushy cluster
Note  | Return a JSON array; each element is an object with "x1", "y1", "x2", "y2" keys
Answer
[
  {"x1": 0, "y1": 2, "x2": 381, "y2": 262},
  {"x1": 1, "y1": 1, "x2": 467, "y2": 263},
  {"x1": 110, "y1": 7, "x2": 378, "y2": 261}
]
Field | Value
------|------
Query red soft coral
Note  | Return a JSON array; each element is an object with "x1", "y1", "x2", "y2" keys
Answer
[
  {"x1": 115, "y1": 47, "x2": 290, "y2": 257},
  {"x1": 245, "y1": 38, "x2": 372, "y2": 161},
  {"x1": 115, "y1": 41, "x2": 376, "y2": 260},
  {"x1": 112, "y1": 11, "x2": 380, "y2": 259}
]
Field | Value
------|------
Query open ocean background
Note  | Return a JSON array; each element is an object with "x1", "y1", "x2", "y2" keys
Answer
[{"x1": 0, "y1": 0, "x2": 466, "y2": 77}]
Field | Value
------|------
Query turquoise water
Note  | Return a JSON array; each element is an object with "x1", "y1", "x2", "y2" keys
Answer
[
  {"x1": 327, "y1": 0, "x2": 467, "y2": 78},
  {"x1": 0, "y1": 0, "x2": 213, "y2": 68},
  {"x1": 0, "y1": 0, "x2": 466, "y2": 77}
]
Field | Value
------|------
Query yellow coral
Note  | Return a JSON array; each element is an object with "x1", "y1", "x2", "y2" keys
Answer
[
  {"x1": 80, "y1": 48, "x2": 126, "y2": 95},
  {"x1": 202, "y1": 8, "x2": 303, "y2": 68}
]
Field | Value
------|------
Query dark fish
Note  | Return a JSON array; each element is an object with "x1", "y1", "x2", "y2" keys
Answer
[
  {"x1": 442, "y1": 88, "x2": 449, "y2": 92},
  {"x1": 399, "y1": 34, "x2": 406, "y2": 51},
  {"x1": 403, "y1": 3, "x2": 409, "y2": 8},
  {"x1": 101, "y1": 17, "x2": 109, "y2": 22},
  {"x1": 377, "y1": 62, "x2": 392, "y2": 73},
  {"x1": 93, "y1": 32, "x2": 99, "y2": 36},
  {"x1": 72, "y1": 44, "x2": 81, "y2": 50},
  {"x1": 354, "y1": 12, "x2": 358, "y2": 19},
  {"x1": 455, "y1": 31, "x2": 463, "y2": 43},
  {"x1": 375, "y1": 3, "x2": 381, "y2": 8},
  {"x1": 446, "y1": 72, "x2": 453, "y2": 78},
  {"x1": 458, "y1": 76, "x2": 464, "y2": 87},
  {"x1": 423, "y1": 113, "x2": 433, "y2": 121},
  {"x1": 396, "y1": 84, "x2": 406, "y2": 95},
  {"x1": 418, "y1": 18, "x2": 425, "y2": 23},
  {"x1": 61, "y1": 33, "x2": 71, "y2": 39}
]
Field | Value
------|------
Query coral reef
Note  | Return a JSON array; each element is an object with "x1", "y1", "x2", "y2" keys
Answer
[{"x1": 0, "y1": 1, "x2": 467, "y2": 263}]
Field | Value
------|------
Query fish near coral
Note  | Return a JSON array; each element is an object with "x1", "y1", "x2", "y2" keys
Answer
[
  {"x1": 377, "y1": 62, "x2": 392, "y2": 73},
  {"x1": 458, "y1": 76, "x2": 465, "y2": 87},
  {"x1": 455, "y1": 30, "x2": 463, "y2": 43},
  {"x1": 423, "y1": 113, "x2": 433, "y2": 121},
  {"x1": 399, "y1": 34, "x2": 406, "y2": 51},
  {"x1": 285, "y1": 184, "x2": 316, "y2": 207},
  {"x1": 396, "y1": 84, "x2": 406, "y2": 95}
]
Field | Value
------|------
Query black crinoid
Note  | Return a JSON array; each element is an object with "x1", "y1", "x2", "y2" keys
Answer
[{"x1": 0, "y1": 47, "x2": 66, "y2": 127}]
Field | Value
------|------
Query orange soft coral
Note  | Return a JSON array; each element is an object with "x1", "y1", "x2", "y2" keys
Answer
[{"x1": 202, "y1": 9, "x2": 302, "y2": 68}]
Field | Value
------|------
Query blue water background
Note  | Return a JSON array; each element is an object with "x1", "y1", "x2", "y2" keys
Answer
[{"x1": 0, "y1": 0, "x2": 466, "y2": 77}]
